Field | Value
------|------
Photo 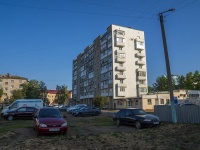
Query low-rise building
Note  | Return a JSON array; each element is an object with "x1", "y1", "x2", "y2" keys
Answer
[
  {"x1": 0, "y1": 73, "x2": 28, "y2": 102},
  {"x1": 47, "y1": 90, "x2": 72, "y2": 105}
]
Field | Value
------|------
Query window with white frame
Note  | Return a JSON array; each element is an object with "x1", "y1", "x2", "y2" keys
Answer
[
  {"x1": 118, "y1": 53, "x2": 125, "y2": 58},
  {"x1": 116, "y1": 37, "x2": 125, "y2": 43},
  {"x1": 147, "y1": 99, "x2": 152, "y2": 105},
  {"x1": 120, "y1": 87, "x2": 125, "y2": 91}
]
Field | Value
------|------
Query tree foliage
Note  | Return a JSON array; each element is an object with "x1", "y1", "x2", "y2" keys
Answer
[
  {"x1": 0, "y1": 88, "x2": 3, "y2": 100},
  {"x1": 21, "y1": 80, "x2": 47, "y2": 100},
  {"x1": 11, "y1": 89, "x2": 24, "y2": 102},
  {"x1": 152, "y1": 70, "x2": 200, "y2": 91},
  {"x1": 153, "y1": 76, "x2": 169, "y2": 91},
  {"x1": 93, "y1": 96, "x2": 108, "y2": 108},
  {"x1": 54, "y1": 85, "x2": 69, "y2": 105}
]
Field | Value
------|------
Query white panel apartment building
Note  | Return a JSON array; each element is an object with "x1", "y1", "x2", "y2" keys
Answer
[{"x1": 72, "y1": 24, "x2": 148, "y2": 109}]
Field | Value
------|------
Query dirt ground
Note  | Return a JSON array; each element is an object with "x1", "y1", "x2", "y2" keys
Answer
[{"x1": 0, "y1": 111, "x2": 200, "y2": 150}]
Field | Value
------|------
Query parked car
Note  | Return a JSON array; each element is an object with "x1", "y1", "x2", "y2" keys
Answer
[
  {"x1": 74, "y1": 106, "x2": 101, "y2": 117},
  {"x1": 67, "y1": 104, "x2": 87, "y2": 113},
  {"x1": 33, "y1": 107, "x2": 67, "y2": 135},
  {"x1": 59, "y1": 105, "x2": 70, "y2": 112},
  {"x1": 113, "y1": 108, "x2": 161, "y2": 129},
  {"x1": 2, "y1": 106, "x2": 38, "y2": 121}
]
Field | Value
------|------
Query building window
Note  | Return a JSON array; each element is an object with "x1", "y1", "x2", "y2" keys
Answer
[
  {"x1": 19, "y1": 80, "x2": 22, "y2": 83},
  {"x1": 11, "y1": 85, "x2": 14, "y2": 88},
  {"x1": 120, "y1": 80, "x2": 123, "y2": 83},
  {"x1": 147, "y1": 99, "x2": 152, "y2": 105},
  {"x1": 5, "y1": 82, "x2": 8, "y2": 85},
  {"x1": 11, "y1": 80, "x2": 14, "y2": 83},
  {"x1": 119, "y1": 47, "x2": 122, "y2": 50},
  {"x1": 5, "y1": 87, "x2": 8, "y2": 91},
  {"x1": 160, "y1": 99, "x2": 164, "y2": 104},
  {"x1": 120, "y1": 87, "x2": 125, "y2": 92},
  {"x1": 135, "y1": 100, "x2": 138, "y2": 105},
  {"x1": 116, "y1": 37, "x2": 125, "y2": 43},
  {"x1": 118, "y1": 53, "x2": 125, "y2": 58},
  {"x1": 0, "y1": 79, "x2": 2, "y2": 83},
  {"x1": 128, "y1": 101, "x2": 131, "y2": 106}
]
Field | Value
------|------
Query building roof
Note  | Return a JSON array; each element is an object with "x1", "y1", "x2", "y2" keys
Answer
[
  {"x1": 0, "y1": 73, "x2": 28, "y2": 80},
  {"x1": 47, "y1": 90, "x2": 72, "y2": 94},
  {"x1": 47, "y1": 90, "x2": 57, "y2": 94}
]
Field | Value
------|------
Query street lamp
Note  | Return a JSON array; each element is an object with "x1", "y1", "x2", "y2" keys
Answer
[{"x1": 159, "y1": 8, "x2": 177, "y2": 124}]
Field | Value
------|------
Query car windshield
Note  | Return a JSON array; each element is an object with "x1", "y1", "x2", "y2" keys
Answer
[
  {"x1": 133, "y1": 109, "x2": 147, "y2": 115},
  {"x1": 39, "y1": 109, "x2": 62, "y2": 118}
]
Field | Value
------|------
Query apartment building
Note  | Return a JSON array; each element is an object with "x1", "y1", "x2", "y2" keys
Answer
[
  {"x1": 72, "y1": 24, "x2": 148, "y2": 109},
  {"x1": 0, "y1": 73, "x2": 28, "y2": 102}
]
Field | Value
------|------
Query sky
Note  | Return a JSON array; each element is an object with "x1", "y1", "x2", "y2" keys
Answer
[{"x1": 0, "y1": 0, "x2": 200, "y2": 90}]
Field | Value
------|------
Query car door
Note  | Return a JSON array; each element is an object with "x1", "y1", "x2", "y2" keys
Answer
[
  {"x1": 125, "y1": 109, "x2": 135, "y2": 125},
  {"x1": 25, "y1": 107, "x2": 36, "y2": 119},
  {"x1": 118, "y1": 109, "x2": 126, "y2": 124},
  {"x1": 15, "y1": 107, "x2": 27, "y2": 119}
]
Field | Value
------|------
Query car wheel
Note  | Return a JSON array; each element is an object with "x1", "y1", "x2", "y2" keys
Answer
[
  {"x1": 94, "y1": 112, "x2": 99, "y2": 116},
  {"x1": 116, "y1": 119, "x2": 120, "y2": 127},
  {"x1": 135, "y1": 121, "x2": 142, "y2": 129},
  {"x1": 7, "y1": 115, "x2": 13, "y2": 121}
]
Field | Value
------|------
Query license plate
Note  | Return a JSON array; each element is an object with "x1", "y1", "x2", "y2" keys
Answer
[
  {"x1": 49, "y1": 128, "x2": 60, "y2": 131},
  {"x1": 153, "y1": 122, "x2": 159, "y2": 125}
]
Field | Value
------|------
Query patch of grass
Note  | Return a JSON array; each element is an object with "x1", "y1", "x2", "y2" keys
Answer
[
  {"x1": 0, "y1": 120, "x2": 32, "y2": 134},
  {"x1": 68, "y1": 117, "x2": 115, "y2": 127}
]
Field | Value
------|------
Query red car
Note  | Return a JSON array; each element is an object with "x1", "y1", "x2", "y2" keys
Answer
[{"x1": 33, "y1": 107, "x2": 67, "y2": 135}]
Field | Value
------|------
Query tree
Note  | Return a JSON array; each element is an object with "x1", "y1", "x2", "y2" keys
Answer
[
  {"x1": 185, "y1": 72, "x2": 194, "y2": 90},
  {"x1": 193, "y1": 70, "x2": 200, "y2": 90},
  {"x1": 177, "y1": 75, "x2": 185, "y2": 89},
  {"x1": 22, "y1": 80, "x2": 41, "y2": 99},
  {"x1": 55, "y1": 85, "x2": 69, "y2": 105},
  {"x1": 39, "y1": 81, "x2": 47, "y2": 102},
  {"x1": 148, "y1": 86, "x2": 153, "y2": 93},
  {"x1": 11, "y1": 89, "x2": 24, "y2": 102},
  {"x1": 93, "y1": 96, "x2": 108, "y2": 108},
  {"x1": 0, "y1": 88, "x2": 3, "y2": 101},
  {"x1": 153, "y1": 76, "x2": 168, "y2": 91}
]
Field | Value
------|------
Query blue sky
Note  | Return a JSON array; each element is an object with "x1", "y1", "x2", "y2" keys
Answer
[{"x1": 0, "y1": 0, "x2": 200, "y2": 90}]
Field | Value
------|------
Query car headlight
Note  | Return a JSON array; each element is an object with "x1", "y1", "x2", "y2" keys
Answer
[
  {"x1": 143, "y1": 118, "x2": 151, "y2": 122},
  {"x1": 39, "y1": 123, "x2": 47, "y2": 127},
  {"x1": 61, "y1": 122, "x2": 67, "y2": 127}
]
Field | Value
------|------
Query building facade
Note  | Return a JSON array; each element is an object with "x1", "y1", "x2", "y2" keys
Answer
[
  {"x1": 0, "y1": 73, "x2": 28, "y2": 102},
  {"x1": 47, "y1": 90, "x2": 72, "y2": 105},
  {"x1": 72, "y1": 24, "x2": 148, "y2": 109}
]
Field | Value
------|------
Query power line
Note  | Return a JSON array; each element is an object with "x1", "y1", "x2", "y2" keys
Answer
[
  {"x1": 0, "y1": 2, "x2": 157, "y2": 19},
  {"x1": 73, "y1": 0, "x2": 156, "y2": 15}
]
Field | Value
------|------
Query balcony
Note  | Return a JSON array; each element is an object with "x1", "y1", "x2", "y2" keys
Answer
[
  {"x1": 136, "y1": 68, "x2": 146, "y2": 72},
  {"x1": 136, "y1": 60, "x2": 145, "y2": 65},
  {"x1": 138, "y1": 76, "x2": 146, "y2": 80},
  {"x1": 117, "y1": 83, "x2": 127, "y2": 88},
  {"x1": 135, "y1": 39, "x2": 145, "y2": 50},
  {"x1": 116, "y1": 74, "x2": 126, "y2": 79},
  {"x1": 116, "y1": 66, "x2": 126, "y2": 71},
  {"x1": 135, "y1": 53, "x2": 145, "y2": 58},
  {"x1": 137, "y1": 84, "x2": 147, "y2": 88},
  {"x1": 116, "y1": 57, "x2": 126, "y2": 63},
  {"x1": 115, "y1": 41, "x2": 125, "y2": 47},
  {"x1": 118, "y1": 91, "x2": 126, "y2": 97}
]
